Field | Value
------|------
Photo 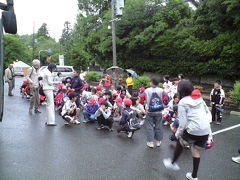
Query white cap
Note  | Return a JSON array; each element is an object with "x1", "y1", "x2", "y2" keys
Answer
[{"x1": 32, "y1": 59, "x2": 40, "y2": 66}]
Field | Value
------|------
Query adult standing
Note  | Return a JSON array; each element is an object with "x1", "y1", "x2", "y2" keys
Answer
[
  {"x1": 42, "y1": 63, "x2": 58, "y2": 126},
  {"x1": 27, "y1": 59, "x2": 41, "y2": 113},
  {"x1": 163, "y1": 80, "x2": 211, "y2": 180},
  {"x1": 145, "y1": 78, "x2": 169, "y2": 148},
  {"x1": 4, "y1": 64, "x2": 15, "y2": 96},
  {"x1": 70, "y1": 69, "x2": 84, "y2": 107},
  {"x1": 111, "y1": 68, "x2": 119, "y2": 87},
  {"x1": 103, "y1": 71, "x2": 111, "y2": 91},
  {"x1": 126, "y1": 73, "x2": 134, "y2": 95}
]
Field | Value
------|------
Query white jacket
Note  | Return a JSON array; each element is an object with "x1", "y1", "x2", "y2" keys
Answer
[
  {"x1": 42, "y1": 69, "x2": 54, "y2": 90},
  {"x1": 175, "y1": 96, "x2": 211, "y2": 138},
  {"x1": 27, "y1": 67, "x2": 40, "y2": 88}
]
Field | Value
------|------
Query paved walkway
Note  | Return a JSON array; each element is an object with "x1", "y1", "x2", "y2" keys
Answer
[{"x1": 0, "y1": 77, "x2": 239, "y2": 180}]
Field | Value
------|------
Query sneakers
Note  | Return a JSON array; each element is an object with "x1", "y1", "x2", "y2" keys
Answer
[
  {"x1": 82, "y1": 120, "x2": 87, "y2": 123},
  {"x1": 74, "y1": 120, "x2": 81, "y2": 125},
  {"x1": 155, "y1": 141, "x2": 161, "y2": 147},
  {"x1": 97, "y1": 126, "x2": 103, "y2": 130},
  {"x1": 215, "y1": 121, "x2": 221, "y2": 125},
  {"x1": 65, "y1": 122, "x2": 70, "y2": 125},
  {"x1": 186, "y1": 172, "x2": 198, "y2": 180},
  {"x1": 147, "y1": 142, "x2": 154, "y2": 148},
  {"x1": 34, "y1": 109, "x2": 41, "y2": 113},
  {"x1": 163, "y1": 158, "x2": 180, "y2": 171},
  {"x1": 232, "y1": 156, "x2": 240, "y2": 164},
  {"x1": 127, "y1": 131, "x2": 133, "y2": 138},
  {"x1": 164, "y1": 121, "x2": 168, "y2": 126}
]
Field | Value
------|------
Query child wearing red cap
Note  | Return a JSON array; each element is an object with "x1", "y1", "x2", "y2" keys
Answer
[
  {"x1": 117, "y1": 99, "x2": 136, "y2": 138},
  {"x1": 82, "y1": 98, "x2": 99, "y2": 123},
  {"x1": 112, "y1": 97, "x2": 123, "y2": 122},
  {"x1": 139, "y1": 87, "x2": 146, "y2": 105}
]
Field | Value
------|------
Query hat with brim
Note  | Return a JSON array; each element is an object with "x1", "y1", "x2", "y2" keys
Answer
[{"x1": 88, "y1": 98, "x2": 96, "y2": 104}]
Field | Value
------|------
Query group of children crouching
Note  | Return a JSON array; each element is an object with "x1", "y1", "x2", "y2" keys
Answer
[
  {"x1": 53, "y1": 75, "x2": 183, "y2": 140},
  {"x1": 56, "y1": 83, "x2": 145, "y2": 138}
]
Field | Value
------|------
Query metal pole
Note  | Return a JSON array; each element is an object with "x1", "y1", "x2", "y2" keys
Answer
[
  {"x1": 111, "y1": 0, "x2": 117, "y2": 66},
  {"x1": 32, "y1": 22, "x2": 35, "y2": 60}
]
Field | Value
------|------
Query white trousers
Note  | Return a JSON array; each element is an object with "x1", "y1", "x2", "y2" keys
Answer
[{"x1": 44, "y1": 90, "x2": 55, "y2": 124}]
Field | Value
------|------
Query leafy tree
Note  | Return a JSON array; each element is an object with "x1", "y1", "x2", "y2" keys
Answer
[
  {"x1": 4, "y1": 34, "x2": 31, "y2": 67},
  {"x1": 36, "y1": 23, "x2": 50, "y2": 39}
]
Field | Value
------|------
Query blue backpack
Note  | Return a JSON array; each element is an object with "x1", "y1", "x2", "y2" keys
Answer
[{"x1": 148, "y1": 92, "x2": 164, "y2": 112}]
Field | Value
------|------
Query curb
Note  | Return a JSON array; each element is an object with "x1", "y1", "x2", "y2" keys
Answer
[{"x1": 230, "y1": 111, "x2": 240, "y2": 116}]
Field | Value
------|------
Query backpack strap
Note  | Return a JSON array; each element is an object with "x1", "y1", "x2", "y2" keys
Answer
[{"x1": 29, "y1": 67, "x2": 34, "y2": 78}]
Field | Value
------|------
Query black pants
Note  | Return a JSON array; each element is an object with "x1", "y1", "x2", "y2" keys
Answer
[
  {"x1": 212, "y1": 104, "x2": 222, "y2": 122},
  {"x1": 128, "y1": 85, "x2": 133, "y2": 95},
  {"x1": 97, "y1": 114, "x2": 113, "y2": 129}
]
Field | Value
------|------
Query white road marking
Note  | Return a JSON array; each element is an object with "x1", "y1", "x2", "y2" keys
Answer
[{"x1": 212, "y1": 124, "x2": 240, "y2": 136}]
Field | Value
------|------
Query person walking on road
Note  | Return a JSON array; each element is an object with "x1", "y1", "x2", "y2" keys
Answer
[
  {"x1": 27, "y1": 59, "x2": 41, "y2": 114},
  {"x1": 163, "y1": 80, "x2": 211, "y2": 180},
  {"x1": 145, "y1": 77, "x2": 169, "y2": 148},
  {"x1": 42, "y1": 63, "x2": 59, "y2": 126},
  {"x1": 4, "y1": 64, "x2": 15, "y2": 96}
]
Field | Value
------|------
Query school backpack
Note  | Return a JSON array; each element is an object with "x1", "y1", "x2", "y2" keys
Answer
[
  {"x1": 148, "y1": 91, "x2": 164, "y2": 112},
  {"x1": 125, "y1": 110, "x2": 141, "y2": 130}
]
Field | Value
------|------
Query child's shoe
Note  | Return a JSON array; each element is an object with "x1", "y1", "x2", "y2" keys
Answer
[
  {"x1": 186, "y1": 172, "x2": 198, "y2": 180},
  {"x1": 146, "y1": 142, "x2": 154, "y2": 148},
  {"x1": 163, "y1": 158, "x2": 180, "y2": 171}
]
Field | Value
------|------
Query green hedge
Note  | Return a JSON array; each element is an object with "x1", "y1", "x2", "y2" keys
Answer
[
  {"x1": 134, "y1": 76, "x2": 150, "y2": 89},
  {"x1": 231, "y1": 81, "x2": 240, "y2": 104},
  {"x1": 85, "y1": 71, "x2": 101, "y2": 82},
  {"x1": 134, "y1": 76, "x2": 163, "y2": 89}
]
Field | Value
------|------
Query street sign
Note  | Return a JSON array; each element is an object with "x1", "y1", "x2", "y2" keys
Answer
[
  {"x1": 59, "y1": 55, "x2": 64, "y2": 66},
  {"x1": 47, "y1": 49, "x2": 52, "y2": 53}
]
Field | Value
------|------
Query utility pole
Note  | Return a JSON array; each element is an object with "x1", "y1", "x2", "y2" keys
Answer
[
  {"x1": 32, "y1": 22, "x2": 35, "y2": 60},
  {"x1": 111, "y1": 0, "x2": 117, "y2": 66}
]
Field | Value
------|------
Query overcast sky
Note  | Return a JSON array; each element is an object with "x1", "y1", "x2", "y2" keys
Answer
[{"x1": 13, "y1": 0, "x2": 79, "y2": 40}]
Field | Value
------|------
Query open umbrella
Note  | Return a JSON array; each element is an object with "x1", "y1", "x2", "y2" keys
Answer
[
  {"x1": 106, "y1": 66, "x2": 124, "y2": 74},
  {"x1": 126, "y1": 69, "x2": 138, "y2": 79}
]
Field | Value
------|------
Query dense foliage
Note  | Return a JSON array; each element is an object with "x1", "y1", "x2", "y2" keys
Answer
[
  {"x1": 231, "y1": 81, "x2": 240, "y2": 104},
  {"x1": 85, "y1": 71, "x2": 101, "y2": 82},
  {"x1": 4, "y1": 23, "x2": 61, "y2": 67},
  {"x1": 134, "y1": 76, "x2": 151, "y2": 89},
  {"x1": 64, "y1": 0, "x2": 240, "y2": 79}
]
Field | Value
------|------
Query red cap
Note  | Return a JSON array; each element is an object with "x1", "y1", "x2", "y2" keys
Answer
[
  {"x1": 84, "y1": 83, "x2": 89, "y2": 88},
  {"x1": 23, "y1": 80, "x2": 28, "y2": 83},
  {"x1": 124, "y1": 99, "x2": 132, "y2": 106},
  {"x1": 139, "y1": 88, "x2": 145, "y2": 92},
  {"x1": 96, "y1": 85, "x2": 102, "y2": 90},
  {"x1": 112, "y1": 92, "x2": 118, "y2": 96},
  {"x1": 191, "y1": 89, "x2": 202, "y2": 100},
  {"x1": 57, "y1": 84, "x2": 63, "y2": 89},
  {"x1": 98, "y1": 98, "x2": 105, "y2": 104},
  {"x1": 114, "y1": 97, "x2": 123, "y2": 103},
  {"x1": 111, "y1": 85, "x2": 115, "y2": 89},
  {"x1": 88, "y1": 98, "x2": 96, "y2": 104}
]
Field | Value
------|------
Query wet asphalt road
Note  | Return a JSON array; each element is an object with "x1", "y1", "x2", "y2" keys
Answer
[{"x1": 0, "y1": 77, "x2": 239, "y2": 180}]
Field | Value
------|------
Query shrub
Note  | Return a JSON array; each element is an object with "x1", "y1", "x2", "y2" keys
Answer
[
  {"x1": 85, "y1": 71, "x2": 101, "y2": 82},
  {"x1": 134, "y1": 76, "x2": 150, "y2": 89},
  {"x1": 231, "y1": 81, "x2": 240, "y2": 104},
  {"x1": 158, "y1": 82, "x2": 163, "y2": 88}
]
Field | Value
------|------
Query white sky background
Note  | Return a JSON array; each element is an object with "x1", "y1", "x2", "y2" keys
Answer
[{"x1": 12, "y1": 0, "x2": 79, "y2": 40}]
